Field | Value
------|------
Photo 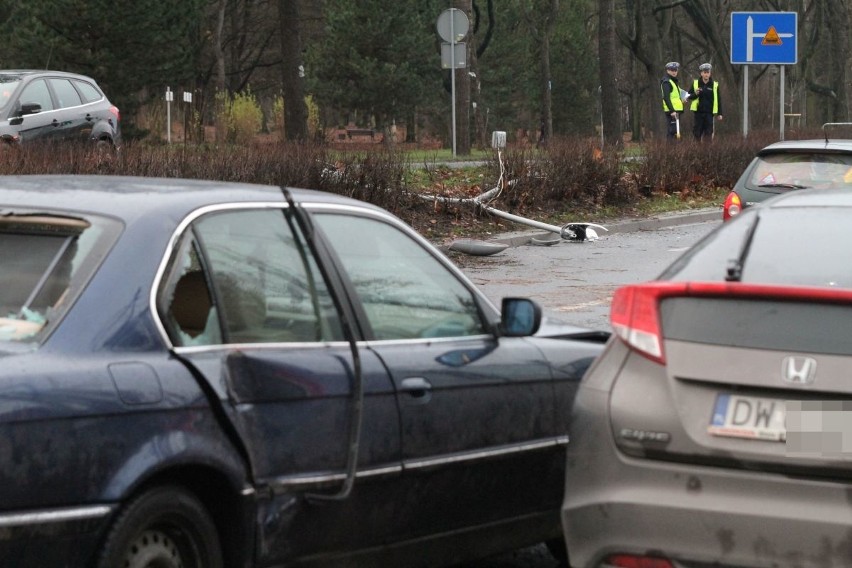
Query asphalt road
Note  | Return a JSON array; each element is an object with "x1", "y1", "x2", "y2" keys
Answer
[{"x1": 454, "y1": 208, "x2": 722, "y2": 332}]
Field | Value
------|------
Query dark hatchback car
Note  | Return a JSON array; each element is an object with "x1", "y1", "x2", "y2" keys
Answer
[
  {"x1": 562, "y1": 189, "x2": 852, "y2": 568},
  {"x1": 0, "y1": 175, "x2": 606, "y2": 568},
  {"x1": 0, "y1": 70, "x2": 120, "y2": 148},
  {"x1": 723, "y1": 126, "x2": 852, "y2": 220}
]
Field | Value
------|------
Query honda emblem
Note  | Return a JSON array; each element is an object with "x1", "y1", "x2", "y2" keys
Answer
[{"x1": 781, "y1": 356, "x2": 817, "y2": 385}]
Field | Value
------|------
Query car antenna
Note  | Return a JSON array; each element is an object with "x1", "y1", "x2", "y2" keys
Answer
[{"x1": 822, "y1": 122, "x2": 852, "y2": 144}]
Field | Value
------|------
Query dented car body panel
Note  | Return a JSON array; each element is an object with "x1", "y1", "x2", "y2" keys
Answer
[{"x1": 0, "y1": 175, "x2": 605, "y2": 567}]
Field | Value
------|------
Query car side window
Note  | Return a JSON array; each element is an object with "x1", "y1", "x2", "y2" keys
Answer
[
  {"x1": 165, "y1": 208, "x2": 344, "y2": 346},
  {"x1": 18, "y1": 79, "x2": 53, "y2": 112},
  {"x1": 48, "y1": 78, "x2": 82, "y2": 109},
  {"x1": 312, "y1": 213, "x2": 487, "y2": 340},
  {"x1": 73, "y1": 80, "x2": 102, "y2": 104}
]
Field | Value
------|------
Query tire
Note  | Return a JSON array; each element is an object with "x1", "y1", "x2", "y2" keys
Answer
[{"x1": 96, "y1": 486, "x2": 223, "y2": 568}]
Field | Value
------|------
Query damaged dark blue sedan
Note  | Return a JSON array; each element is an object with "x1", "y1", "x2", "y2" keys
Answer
[{"x1": 0, "y1": 175, "x2": 606, "y2": 568}]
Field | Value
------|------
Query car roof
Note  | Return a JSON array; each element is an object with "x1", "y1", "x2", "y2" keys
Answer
[
  {"x1": 0, "y1": 175, "x2": 381, "y2": 223},
  {"x1": 756, "y1": 139, "x2": 852, "y2": 155},
  {"x1": 761, "y1": 187, "x2": 852, "y2": 209},
  {"x1": 0, "y1": 69, "x2": 97, "y2": 81}
]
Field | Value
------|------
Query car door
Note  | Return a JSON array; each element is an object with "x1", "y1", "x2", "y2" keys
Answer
[
  {"x1": 310, "y1": 209, "x2": 565, "y2": 543},
  {"x1": 46, "y1": 77, "x2": 87, "y2": 141},
  {"x1": 8, "y1": 78, "x2": 58, "y2": 143},
  {"x1": 158, "y1": 205, "x2": 403, "y2": 564}
]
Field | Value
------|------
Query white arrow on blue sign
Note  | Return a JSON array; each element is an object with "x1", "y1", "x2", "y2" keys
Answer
[{"x1": 731, "y1": 12, "x2": 797, "y2": 65}]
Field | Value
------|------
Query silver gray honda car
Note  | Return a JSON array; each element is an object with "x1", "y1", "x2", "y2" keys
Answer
[{"x1": 562, "y1": 188, "x2": 852, "y2": 568}]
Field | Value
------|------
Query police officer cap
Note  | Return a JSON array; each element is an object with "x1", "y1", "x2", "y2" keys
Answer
[
  {"x1": 699, "y1": 63, "x2": 712, "y2": 71},
  {"x1": 665, "y1": 61, "x2": 680, "y2": 71}
]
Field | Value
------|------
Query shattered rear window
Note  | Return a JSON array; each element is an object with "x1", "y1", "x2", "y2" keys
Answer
[{"x1": 0, "y1": 212, "x2": 117, "y2": 342}]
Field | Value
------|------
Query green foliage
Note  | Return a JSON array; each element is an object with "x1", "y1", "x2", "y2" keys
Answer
[
  {"x1": 272, "y1": 94, "x2": 286, "y2": 140},
  {"x1": 465, "y1": 1, "x2": 600, "y2": 139},
  {"x1": 305, "y1": 95, "x2": 320, "y2": 139},
  {"x1": 271, "y1": 94, "x2": 320, "y2": 141},
  {"x1": 305, "y1": 0, "x2": 444, "y2": 129},
  {"x1": 0, "y1": 0, "x2": 204, "y2": 135},
  {"x1": 221, "y1": 89, "x2": 263, "y2": 145}
]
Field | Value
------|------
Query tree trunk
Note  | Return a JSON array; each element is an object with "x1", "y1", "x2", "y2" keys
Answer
[
  {"x1": 214, "y1": 0, "x2": 227, "y2": 144},
  {"x1": 827, "y1": 0, "x2": 849, "y2": 120},
  {"x1": 539, "y1": 25, "x2": 553, "y2": 145},
  {"x1": 278, "y1": 0, "x2": 308, "y2": 141},
  {"x1": 599, "y1": 0, "x2": 620, "y2": 147}
]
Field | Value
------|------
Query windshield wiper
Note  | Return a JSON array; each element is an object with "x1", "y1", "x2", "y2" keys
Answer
[
  {"x1": 726, "y1": 213, "x2": 761, "y2": 282},
  {"x1": 757, "y1": 183, "x2": 808, "y2": 189}
]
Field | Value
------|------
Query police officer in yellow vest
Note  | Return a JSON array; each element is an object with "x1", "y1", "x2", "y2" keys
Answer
[
  {"x1": 661, "y1": 61, "x2": 684, "y2": 140},
  {"x1": 687, "y1": 63, "x2": 723, "y2": 141}
]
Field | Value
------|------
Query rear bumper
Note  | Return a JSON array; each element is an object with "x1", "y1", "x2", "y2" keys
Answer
[
  {"x1": 561, "y1": 388, "x2": 852, "y2": 568},
  {"x1": 0, "y1": 504, "x2": 116, "y2": 566}
]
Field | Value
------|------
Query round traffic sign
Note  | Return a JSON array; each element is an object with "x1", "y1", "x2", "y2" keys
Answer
[{"x1": 436, "y1": 8, "x2": 469, "y2": 43}]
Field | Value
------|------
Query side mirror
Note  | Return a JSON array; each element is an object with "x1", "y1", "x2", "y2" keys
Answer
[
  {"x1": 499, "y1": 297, "x2": 542, "y2": 337},
  {"x1": 20, "y1": 102, "x2": 42, "y2": 116}
]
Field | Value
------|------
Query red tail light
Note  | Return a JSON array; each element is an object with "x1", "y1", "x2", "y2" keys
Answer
[
  {"x1": 109, "y1": 106, "x2": 120, "y2": 122},
  {"x1": 722, "y1": 190, "x2": 741, "y2": 221},
  {"x1": 611, "y1": 281, "x2": 852, "y2": 365},
  {"x1": 611, "y1": 282, "x2": 685, "y2": 365},
  {"x1": 606, "y1": 554, "x2": 675, "y2": 568}
]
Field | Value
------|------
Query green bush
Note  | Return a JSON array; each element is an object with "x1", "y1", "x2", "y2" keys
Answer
[{"x1": 227, "y1": 89, "x2": 263, "y2": 145}]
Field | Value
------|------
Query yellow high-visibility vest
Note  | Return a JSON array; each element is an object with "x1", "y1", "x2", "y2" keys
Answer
[
  {"x1": 662, "y1": 79, "x2": 683, "y2": 112},
  {"x1": 690, "y1": 80, "x2": 719, "y2": 114}
]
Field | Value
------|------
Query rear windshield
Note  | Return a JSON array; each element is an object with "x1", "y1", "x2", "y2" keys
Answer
[
  {"x1": 747, "y1": 152, "x2": 852, "y2": 190},
  {"x1": 0, "y1": 213, "x2": 118, "y2": 343},
  {"x1": 660, "y1": 207, "x2": 852, "y2": 288}
]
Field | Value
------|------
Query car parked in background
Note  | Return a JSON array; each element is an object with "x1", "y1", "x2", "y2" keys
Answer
[
  {"x1": 0, "y1": 175, "x2": 606, "y2": 567},
  {"x1": 0, "y1": 70, "x2": 120, "y2": 149},
  {"x1": 562, "y1": 188, "x2": 852, "y2": 568},
  {"x1": 722, "y1": 125, "x2": 852, "y2": 221}
]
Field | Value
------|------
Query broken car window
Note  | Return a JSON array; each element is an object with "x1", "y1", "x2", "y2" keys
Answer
[
  {"x1": 0, "y1": 213, "x2": 113, "y2": 342},
  {"x1": 164, "y1": 208, "x2": 343, "y2": 346}
]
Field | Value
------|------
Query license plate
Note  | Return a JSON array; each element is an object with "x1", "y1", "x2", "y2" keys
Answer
[{"x1": 709, "y1": 393, "x2": 786, "y2": 441}]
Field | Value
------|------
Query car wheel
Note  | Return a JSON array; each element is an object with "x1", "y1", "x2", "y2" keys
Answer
[
  {"x1": 96, "y1": 486, "x2": 223, "y2": 568},
  {"x1": 545, "y1": 537, "x2": 569, "y2": 566},
  {"x1": 95, "y1": 137, "x2": 116, "y2": 155}
]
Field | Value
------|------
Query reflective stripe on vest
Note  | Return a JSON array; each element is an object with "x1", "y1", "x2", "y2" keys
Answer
[
  {"x1": 690, "y1": 79, "x2": 718, "y2": 113},
  {"x1": 662, "y1": 79, "x2": 683, "y2": 112}
]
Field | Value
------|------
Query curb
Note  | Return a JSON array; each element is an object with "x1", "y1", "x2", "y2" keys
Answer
[{"x1": 489, "y1": 207, "x2": 721, "y2": 247}]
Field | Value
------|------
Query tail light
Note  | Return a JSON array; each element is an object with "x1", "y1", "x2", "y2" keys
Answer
[
  {"x1": 611, "y1": 281, "x2": 852, "y2": 365},
  {"x1": 610, "y1": 282, "x2": 685, "y2": 365},
  {"x1": 722, "y1": 190, "x2": 742, "y2": 221},
  {"x1": 109, "y1": 106, "x2": 120, "y2": 122},
  {"x1": 606, "y1": 554, "x2": 675, "y2": 568}
]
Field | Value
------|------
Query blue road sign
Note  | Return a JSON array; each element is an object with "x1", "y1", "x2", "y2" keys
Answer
[{"x1": 731, "y1": 12, "x2": 797, "y2": 65}]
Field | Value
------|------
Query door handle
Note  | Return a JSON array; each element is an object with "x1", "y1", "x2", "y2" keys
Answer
[
  {"x1": 400, "y1": 377, "x2": 432, "y2": 404},
  {"x1": 51, "y1": 119, "x2": 60, "y2": 127}
]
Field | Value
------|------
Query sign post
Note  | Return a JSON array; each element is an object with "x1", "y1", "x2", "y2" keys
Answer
[
  {"x1": 436, "y1": 8, "x2": 469, "y2": 158},
  {"x1": 165, "y1": 87, "x2": 174, "y2": 143},
  {"x1": 731, "y1": 12, "x2": 797, "y2": 139}
]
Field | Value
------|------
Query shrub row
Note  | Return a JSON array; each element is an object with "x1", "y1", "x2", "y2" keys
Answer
[{"x1": 0, "y1": 130, "x2": 794, "y2": 228}]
